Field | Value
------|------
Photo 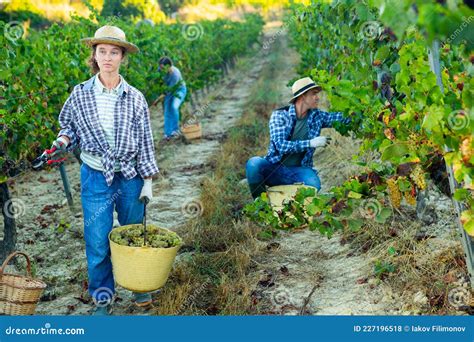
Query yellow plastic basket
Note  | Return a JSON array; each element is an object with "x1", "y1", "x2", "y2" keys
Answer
[
  {"x1": 266, "y1": 184, "x2": 317, "y2": 212},
  {"x1": 109, "y1": 225, "x2": 181, "y2": 293}
]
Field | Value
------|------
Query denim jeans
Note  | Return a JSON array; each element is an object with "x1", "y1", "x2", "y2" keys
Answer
[
  {"x1": 80, "y1": 163, "x2": 144, "y2": 302},
  {"x1": 245, "y1": 156, "x2": 321, "y2": 199},
  {"x1": 163, "y1": 88, "x2": 187, "y2": 137}
]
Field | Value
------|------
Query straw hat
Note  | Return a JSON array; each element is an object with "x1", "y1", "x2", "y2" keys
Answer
[
  {"x1": 289, "y1": 77, "x2": 322, "y2": 103},
  {"x1": 81, "y1": 25, "x2": 139, "y2": 53}
]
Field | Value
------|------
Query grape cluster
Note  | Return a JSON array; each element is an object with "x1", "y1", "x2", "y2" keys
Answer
[
  {"x1": 461, "y1": 136, "x2": 473, "y2": 164},
  {"x1": 407, "y1": 133, "x2": 419, "y2": 146},
  {"x1": 110, "y1": 225, "x2": 182, "y2": 248},
  {"x1": 403, "y1": 191, "x2": 416, "y2": 206},
  {"x1": 386, "y1": 178, "x2": 401, "y2": 208},
  {"x1": 410, "y1": 164, "x2": 427, "y2": 190}
]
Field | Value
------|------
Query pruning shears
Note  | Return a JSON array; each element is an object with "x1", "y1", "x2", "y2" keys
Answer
[{"x1": 32, "y1": 146, "x2": 67, "y2": 171}]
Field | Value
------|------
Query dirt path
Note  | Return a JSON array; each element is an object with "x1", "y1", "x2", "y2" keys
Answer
[
  {"x1": 149, "y1": 61, "x2": 262, "y2": 229},
  {"x1": 5, "y1": 26, "x2": 272, "y2": 316},
  {"x1": 253, "y1": 31, "x2": 461, "y2": 315}
]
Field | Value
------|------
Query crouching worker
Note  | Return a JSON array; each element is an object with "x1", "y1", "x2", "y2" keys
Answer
[{"x1": 246, "y1": 77, "x2": 351, "y2": 199}]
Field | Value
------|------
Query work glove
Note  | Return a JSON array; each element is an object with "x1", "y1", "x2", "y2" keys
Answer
[
  {"x1": 51, "y1": 136, "x2": 70, "y2": 155},
  {"x1": 310, "y1": 136, "x2": 331, "y2": 148},
  {"x1": 139, "y1": 178, "x2": 153, "y2": 204}
]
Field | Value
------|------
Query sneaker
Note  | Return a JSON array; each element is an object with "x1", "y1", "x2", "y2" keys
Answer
[
  {"x1": 170, "y1": 131, "x2": 183, "y2": 139},
  {"x1": 133, "y1": 292, "x2": 153, "y2": 307},
  {"x1": 238, "y1": 178, "x2": 248, "y2": 186}
]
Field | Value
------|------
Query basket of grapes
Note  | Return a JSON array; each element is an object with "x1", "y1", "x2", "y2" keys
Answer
[{"x1": 109, "y1": 224, "x2": 182, "y2": 292}]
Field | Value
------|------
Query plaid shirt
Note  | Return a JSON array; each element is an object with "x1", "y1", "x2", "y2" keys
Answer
[
  {"x1": 58, "y1": 75, "x2": 159, "y2": 186},
  {"x1": 265, "y1": 104, "x2": 350, "y2": 167}
]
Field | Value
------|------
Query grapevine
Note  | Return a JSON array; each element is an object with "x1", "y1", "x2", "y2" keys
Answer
[
  {"x1": 245, "y1": 0, "x2": 473, "y2": 236},
  {"x1": 0, "y1": 12, "x2": 264, "y2": 182}
]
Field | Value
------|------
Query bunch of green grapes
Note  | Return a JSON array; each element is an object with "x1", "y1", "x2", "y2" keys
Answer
[
  {"x1": 386, "y1": 178, "x2": 401, "y2": 208},
  {"x1": 410, "y1": 164, "x2": 427, "y2": 190},
  {"x1": 110, "y1": 225, "x2": 182, "y2": 248},
  {"x1": 403, "y1": 191, "x2": 417, "y2": 206},
  {"x1": 148, "y1": 231, "x2": 182, "y2": 248}
]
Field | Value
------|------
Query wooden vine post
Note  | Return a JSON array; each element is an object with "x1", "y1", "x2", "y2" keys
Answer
[
  {"x1": 428, "y1": 40, "x2": 474, "y2": 288},
  {"x1": 0, "y1": 182, "x2": 17, "y2": 262}
]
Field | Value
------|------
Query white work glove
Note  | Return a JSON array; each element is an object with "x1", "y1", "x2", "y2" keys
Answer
[
  {"x1": 139, "y1": 178, "x2": 153, "y2": 204},
  {"x1": 51, "y1": 136, "x2": 69, "y2": 155},
  {"x1": 310, "y1": 136, "x2": 331, "y2": 148}
]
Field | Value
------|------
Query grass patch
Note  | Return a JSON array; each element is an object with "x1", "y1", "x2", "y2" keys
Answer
[{"x1": 341, "y1": 212, "x2": 468, "y2": 314}]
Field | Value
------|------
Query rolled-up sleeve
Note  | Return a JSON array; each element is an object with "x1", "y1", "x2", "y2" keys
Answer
[
  {"x1": 57, "y1": 94, "x2": 79, "y2": 152},
  {"x1": 321, "y1": 110, "x2": 351, "y2": 128},
  {"x1": 137, "y1": 102, "x2": 159, "y2": 178}
]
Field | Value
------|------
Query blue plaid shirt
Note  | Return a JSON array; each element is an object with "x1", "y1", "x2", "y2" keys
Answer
[
  {"x1": 265, "y1": 104, "x2": 350, "y2": 167},
  {"x1": 57, "y1": 76, "x2": 159, "y2": 186}
]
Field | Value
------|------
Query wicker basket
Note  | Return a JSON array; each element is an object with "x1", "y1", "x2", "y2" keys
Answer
[
  {"x1": 181, "y1": 122, "x2": 202, "y2": 140},
  {"x1": 0, "y1": 252, "x2": 47, "y2": 315}
]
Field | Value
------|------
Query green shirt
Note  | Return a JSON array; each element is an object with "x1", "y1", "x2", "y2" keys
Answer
[{"x1": 280, "y1": 114, "x2": 309, "y2": 166}]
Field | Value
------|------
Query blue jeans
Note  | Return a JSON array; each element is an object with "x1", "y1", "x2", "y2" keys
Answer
[
  {"x1": 80, "y1": 163, "x2": 144, "y2": 302},
  {"x1": 245, "y1": 156, "x2": 321, "y2": 199},
  {"x1": 163, "y1": 88, "x2": 187, "y2": 137}
]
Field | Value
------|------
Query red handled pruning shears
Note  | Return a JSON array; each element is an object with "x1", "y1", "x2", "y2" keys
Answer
[{"x1": 32, "y1": 146, "x2": 67, "y2": 171}]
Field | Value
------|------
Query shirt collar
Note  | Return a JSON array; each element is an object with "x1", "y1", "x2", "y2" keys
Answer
[
  {"x1": 289, "y1": 104, "x2": 314, "y2": 120},
  {"x1": 289, "y1": 104, "x2": 296, "y2": 118},
  {"x1": 94, "y1": 73, "x2": 123, "y2": 95},
  {"x1": 82, "y1": 75, "x2": 129, "y2": 96}
]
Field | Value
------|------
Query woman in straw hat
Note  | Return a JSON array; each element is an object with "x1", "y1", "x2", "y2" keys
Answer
[
  {"x1": 50, "y1": 25, "x2": 159, "y2": 315},
  {"x1": 245, "y1": 77, "x2": 352, "y2": 199}
]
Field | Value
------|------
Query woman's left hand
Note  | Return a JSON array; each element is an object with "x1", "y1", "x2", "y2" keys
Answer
[
  {"x1": 139, "y1": 178, "x2": 153, "y2": 203},
  {"x1": 151, "y1": 94, "x2": 165, "y2": 107}
]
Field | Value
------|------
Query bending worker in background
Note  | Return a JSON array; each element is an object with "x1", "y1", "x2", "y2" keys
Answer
[{"x1": 158, "y1": 56, "x2": 187, "y2": 141}]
